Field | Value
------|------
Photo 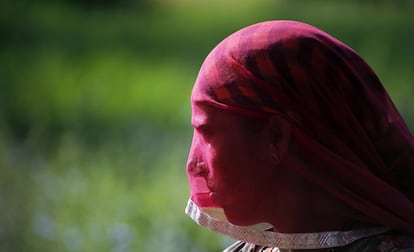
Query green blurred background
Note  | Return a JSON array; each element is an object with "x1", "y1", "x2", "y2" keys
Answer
[{"x1": 1, "y1": 0, "x2": 413, "y2": 251}]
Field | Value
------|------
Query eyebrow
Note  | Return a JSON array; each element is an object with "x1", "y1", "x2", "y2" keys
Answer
[
  {"x1": 193, "y1": 123, "x2": 212, "y2": 130},
  {"x1": 191, "y1": 115, "x2": 216, "y2": 133},
  {"x1": 192, "y1": 120, "x2": 211, "y2": 131},
  {"x1": 191, "y1": 112, "x2": 211, "y2": 128}
]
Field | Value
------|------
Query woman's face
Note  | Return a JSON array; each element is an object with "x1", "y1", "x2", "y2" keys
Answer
[{"x1": 186, "y1": 103, "x2": 278, "y2": 225}]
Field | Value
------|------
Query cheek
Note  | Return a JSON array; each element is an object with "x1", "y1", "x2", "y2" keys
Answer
[
  {"x1": 209, "y1": 140, "x2": 256, "y2": 195},
  {"x1": 211, "y1": 135, "x2": 276, "y2": 213}
]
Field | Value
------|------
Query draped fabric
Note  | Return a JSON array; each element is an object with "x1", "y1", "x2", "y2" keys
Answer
[{"x1": 186, "y1": 20, "x2": 414, "y2": 245}]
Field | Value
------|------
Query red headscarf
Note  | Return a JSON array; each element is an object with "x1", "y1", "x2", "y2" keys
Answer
[{"x1": 186, "y1": 20, "x2": 414, "y2": 244}]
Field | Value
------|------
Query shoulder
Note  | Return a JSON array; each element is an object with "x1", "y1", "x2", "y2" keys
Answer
[
  {"x1": 346, "y1": 231, "x2": 414, "y2": 252},
  {"x1": 223, "y1": 241, "x2": 279, "y2": 252},
  {"x1": 223, "y1": 232, "x2": 414, "y2": 252}
]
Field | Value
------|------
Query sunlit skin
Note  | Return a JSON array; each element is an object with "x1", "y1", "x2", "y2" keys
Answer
[
  {"x1": 188, "y1": 102, "x2": 278, "y2": 224},
  {"x1": 187, "y1": 103, "x2": 363, "y2": 239}
]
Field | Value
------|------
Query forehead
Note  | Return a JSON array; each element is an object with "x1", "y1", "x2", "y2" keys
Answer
[
  {"x1": 191, "y1": 102, "x2": 247, "y2": 130},
  {"x1": 191, "y1": 102, "x2": 267, "y2": 131},
  {"x1": 191, "y1": 103, "x2": 217, "y2": 127}
]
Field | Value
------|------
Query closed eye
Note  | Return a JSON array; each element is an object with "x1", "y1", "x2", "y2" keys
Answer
[{"x1": 194, "y1": 124, "x2": 214, "y2": 138}]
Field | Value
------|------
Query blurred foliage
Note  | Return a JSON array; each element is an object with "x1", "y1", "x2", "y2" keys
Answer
[{"x1": 0, "y1": 0, "x2": 413, "y2": 251}]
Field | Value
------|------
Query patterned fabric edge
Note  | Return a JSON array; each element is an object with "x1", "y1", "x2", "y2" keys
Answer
[{"x1": 185, "y1": 199, "x2": 390, "y2": 249}]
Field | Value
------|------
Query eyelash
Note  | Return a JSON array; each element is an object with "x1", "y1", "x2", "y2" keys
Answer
[{"x1": 196, "y1": 126, "x2": 214, "y2": 139}]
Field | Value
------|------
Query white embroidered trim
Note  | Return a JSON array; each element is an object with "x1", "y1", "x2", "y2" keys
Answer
[{"x1": 185, "y1": 199, "x2": 390, "y2": 249}]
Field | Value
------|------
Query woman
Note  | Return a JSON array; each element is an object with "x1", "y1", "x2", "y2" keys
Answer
[{"x1": 185, "y1": 20, "x2": 414, "y2": 251}]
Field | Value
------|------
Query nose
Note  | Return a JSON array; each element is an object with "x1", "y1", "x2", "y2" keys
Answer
[
  {"x1": 186, "y1": 131, "x2": 210, "y2": 177},
  {"x1": 187, "y1": 159, "x2": 209, "y2": 178}
]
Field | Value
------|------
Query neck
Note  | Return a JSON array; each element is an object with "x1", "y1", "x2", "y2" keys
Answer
[{"x1": 264, "y1": 155, "x2": 362, "y2": 233}]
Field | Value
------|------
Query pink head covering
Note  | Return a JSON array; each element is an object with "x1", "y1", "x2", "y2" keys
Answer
[{"x1": 186, "y1": 20, "x2": 414, "y2": 243}]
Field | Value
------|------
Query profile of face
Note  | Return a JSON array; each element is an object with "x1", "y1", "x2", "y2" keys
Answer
[
  {"x1": 186, "y1": 21, "x2": 414, "y2": 237},
  {"x1": 186, "y1": 102, "x2": 292, "y2": 226}
]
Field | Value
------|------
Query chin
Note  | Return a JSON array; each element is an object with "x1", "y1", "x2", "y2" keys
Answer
[{"x1": 224, "y1": 208, "x2": 263, "y2": 227}]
